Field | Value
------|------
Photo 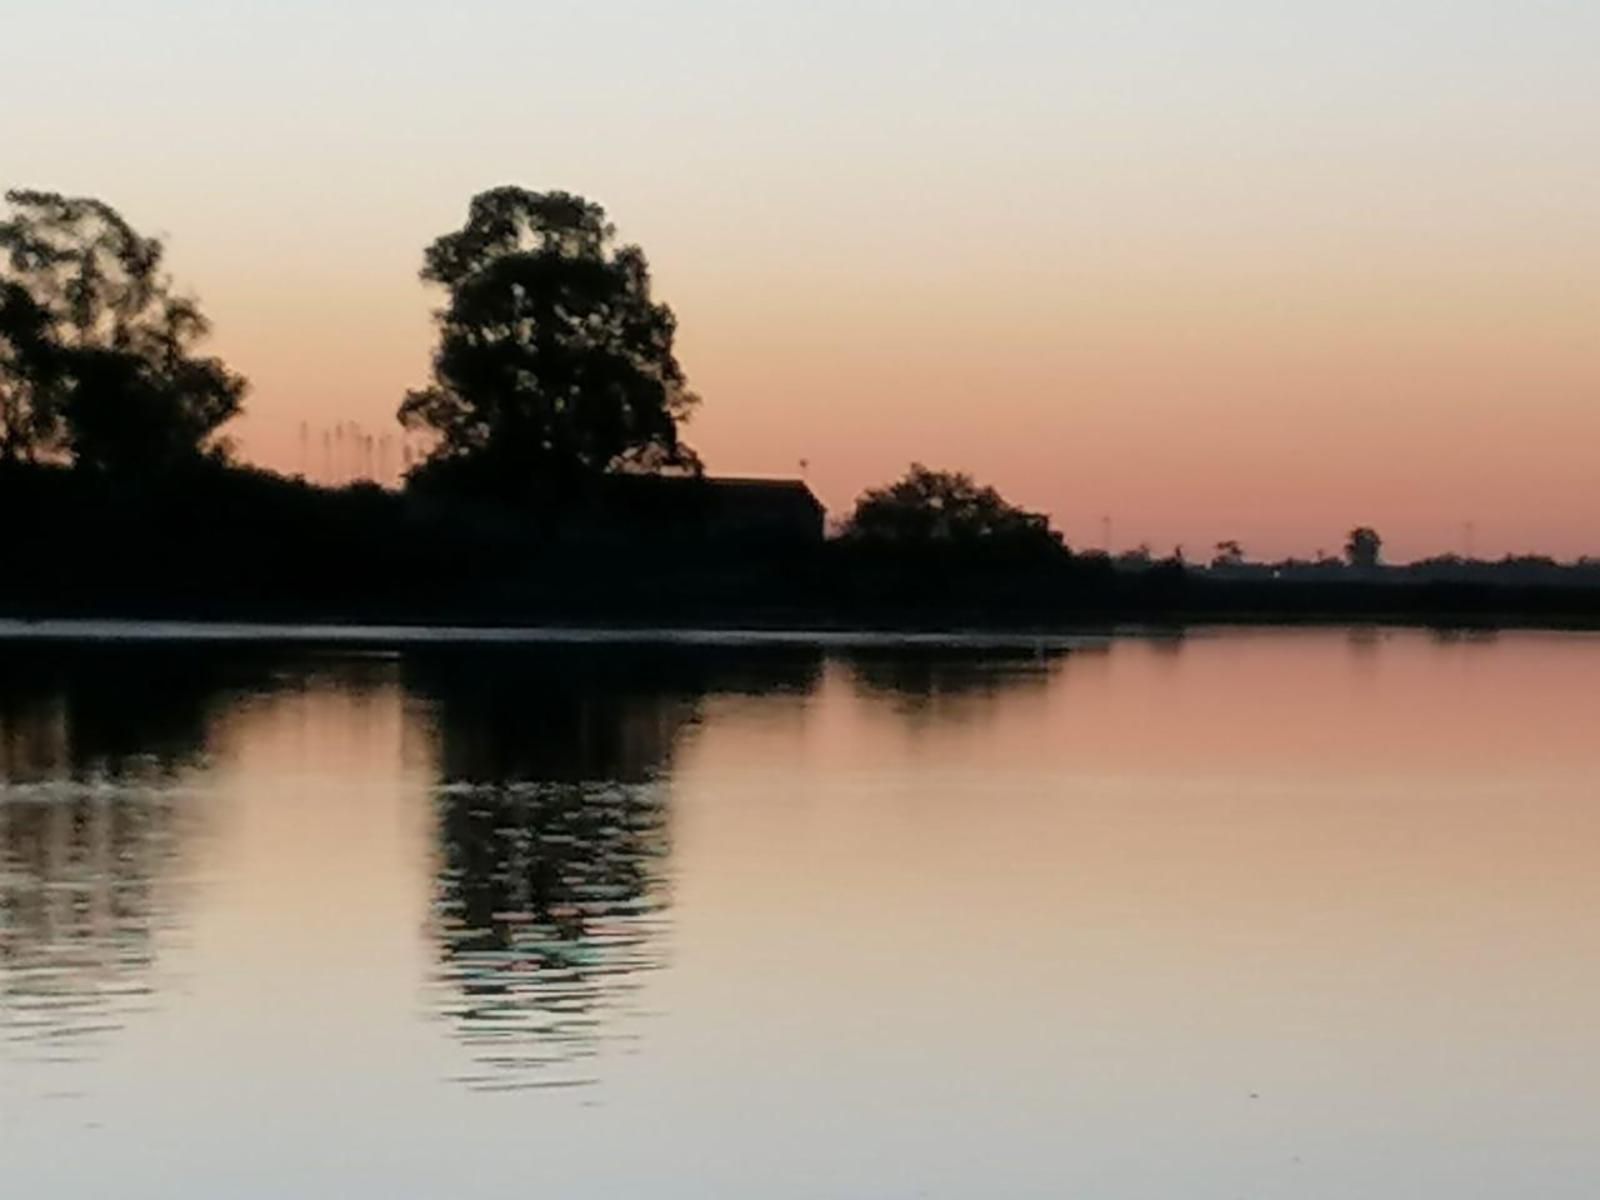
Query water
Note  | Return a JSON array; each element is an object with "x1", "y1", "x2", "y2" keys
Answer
[{"x1": 1, "y1": 628, "x2": 1598, "y2": 1198}]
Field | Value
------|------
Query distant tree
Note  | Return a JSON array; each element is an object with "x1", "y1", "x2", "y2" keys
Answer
[
  {"x1": 1345, "y1": 526, "x2": 1383, "y2": 568},
  {"x1": 1117, "y1": 543, "x2": 1155, "y2": 568},
  {"x1": 0, "y1": 190, "x2": 245, "y2": 472},
  {"x1": 1211, "y1": 539, "x2": 1246, "y2": 568},
  {"x1": 398, "y1": 187, "x2": 700, "y2": 499},
  {"x1": 840, "y1": 464, "x2": 1064, "y2": 556}
]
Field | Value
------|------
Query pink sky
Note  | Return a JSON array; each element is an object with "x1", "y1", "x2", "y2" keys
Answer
[{"x1": 5, "y1": 2, "x2": 1597, "y2": 560}]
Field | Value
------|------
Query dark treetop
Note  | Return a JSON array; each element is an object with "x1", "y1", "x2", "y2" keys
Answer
[
  {"x1": 0, "y1": 190, "x2": 244, "y2": 474},
  {"x1": 399, "y1": 187, "x2": 700, "y2": 501}
]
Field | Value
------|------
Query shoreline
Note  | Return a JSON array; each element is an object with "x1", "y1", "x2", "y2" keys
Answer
[
  {"x1": 0, "y1": 617, "x2": 1108, "y2": 650},
  {"x1": 1, "y1": 614, "x2": 1596, "y2": 650}
]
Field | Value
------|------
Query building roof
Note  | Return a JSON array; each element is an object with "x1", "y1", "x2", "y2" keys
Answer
[{"x1": 601, "y1": 473, "x2": 823, "y2": 510}]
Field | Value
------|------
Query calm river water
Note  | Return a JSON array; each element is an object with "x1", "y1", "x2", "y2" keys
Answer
[{"x1": 2, "y1": 628, "x2": 1598, "y2": 1198}]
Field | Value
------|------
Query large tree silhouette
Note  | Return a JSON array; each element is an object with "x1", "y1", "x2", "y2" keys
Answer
[
  {"x1": 0, "y1": 280, "x2": 56, "y2": 462},
  {"x1": 399, "y1": 187, "x2": 700, "y2": 500},
  {"x1": 0, "y1": 190, "x2": 244, "y2": 472}
]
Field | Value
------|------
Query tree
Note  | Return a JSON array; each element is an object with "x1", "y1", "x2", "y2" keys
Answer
[
  {"x1": 398, "y1": 187, "x2": 700, "y2": 499},
  {"x1": 0, "y1": 190, "x2": 244, "y2": 472},
  {"x1": 0, "y1": 280, "x2": 57, "y2": 462},
  {"x1": 1211, "y1": 539, "x2": 1246, "y2": 568},
  {"x1": 1345, "y1": 526, "x2": 1383, "y2": 568},
  {"x1": 841, "y1": 464, "x2": 1064, "y2": 556}
]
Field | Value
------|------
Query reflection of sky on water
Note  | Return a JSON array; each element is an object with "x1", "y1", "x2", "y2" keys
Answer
[
  {"x1": 427, "y1": 779, "x2": 671, "y2": 1091},
  {"x1": 0, "y1": 650, "x2": 230, "y2": 1084},
  {"x1": 0, "y1": 782, "x2": 192, "y2": 1073},
  {"x1": 2, "y1": 632, "x2": 1600, "y2": 1199},
  {"x1": 402, "y1": 645, "x2": 830, "y2": 1090},
  {"x1": 0, "y1": 644, "x2": 841, "y2": 1097}
]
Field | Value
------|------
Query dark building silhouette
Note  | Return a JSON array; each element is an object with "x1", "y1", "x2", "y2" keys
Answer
[{"x1": 573, "y1": 474, "x2": 826, "y2": 546}]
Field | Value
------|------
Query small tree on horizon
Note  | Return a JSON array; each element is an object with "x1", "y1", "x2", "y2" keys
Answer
[
  {"x1": 398, "y1": 187, "x2": 701, "y2": 500},
  {"x1": 1345, "y1": 526, "x2": 1383, "y2": 568},
  {"x1": 1212, "y1": 539, "x2": 1246, "y2": 568},
  {"x1": 840, "y1": 464, "x2": 1065, "y2": 557}
]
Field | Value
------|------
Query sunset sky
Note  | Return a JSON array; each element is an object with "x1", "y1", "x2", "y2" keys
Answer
[{"x1": 6, "y1": 1, "x2": 1597, "y2": 559}]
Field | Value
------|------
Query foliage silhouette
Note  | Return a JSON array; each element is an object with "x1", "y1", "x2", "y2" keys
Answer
[
  {"x1": 0, "y1": 184, "x2": 1594, "y2": 630},
  {"x1": 0, "y1": 191, "x2": 244, "y2": 473},
  {"x1": 0, "y1": 281, "x2": 57, "y2": 462},
  {"x1": 1345, "y1": 526, "x2": 1383, "y2": 569},
  {"x1": 1212, "y1": 540, "x2": 1246, "y2": 567},
  {"x1": 399, "y1": 187, "x2": 700, "y2": 501},
  {"x1": 841, "y1": 463, "x2": 1065, "y2": 559}
]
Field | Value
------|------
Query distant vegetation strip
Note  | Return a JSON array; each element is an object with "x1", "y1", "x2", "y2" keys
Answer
[{"x1": 4, "y1": 187, "x2": 1596, "y2": 629}]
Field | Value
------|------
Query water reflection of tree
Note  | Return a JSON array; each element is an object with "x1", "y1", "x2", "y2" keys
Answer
[
  {"x1": 0, "y1": 782, "x2": 188, "y2": 1067},
  {"x1": 0, "y1": 648, "x2": 259, "y2": 1068},
  {"x1": 0, "y1": 649, "x2": 218, "y2": 783},
  {"x1": 406, "y1": 646, "x2": 820, "y2": 1090},
  {"x1": 843, "y1": 644, "x2": 1074, "y2": 718}
]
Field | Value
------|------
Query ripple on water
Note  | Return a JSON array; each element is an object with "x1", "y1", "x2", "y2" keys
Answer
[
  {"x1": 0, "y1": 781, "x2": 197, "y2": 1073},
  {"x1": 427, "y1": 778, "x2": 671, "y2": 1092}
]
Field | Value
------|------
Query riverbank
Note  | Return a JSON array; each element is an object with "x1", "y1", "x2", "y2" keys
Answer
[
  {"x1": 0, "y1": 617, "x2": 1109, "y2": 649},
  {"x1": 5, "y1": 461, "x2": 1598, "y2": 634},
  {"x1": 1, "y1": 613, "x2": 1597, "y2": 651}
]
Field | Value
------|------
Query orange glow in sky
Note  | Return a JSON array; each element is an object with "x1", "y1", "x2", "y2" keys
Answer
[{"x1": 5, "y1": 2, "x2": 1597, "y2": 559}]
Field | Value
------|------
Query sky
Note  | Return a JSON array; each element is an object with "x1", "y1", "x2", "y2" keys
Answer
[{"x1": 4, "y1": 0, "x2": 1598, "y2": 559}]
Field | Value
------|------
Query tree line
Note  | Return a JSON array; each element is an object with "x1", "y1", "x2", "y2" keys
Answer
[
  {"x1": 1, "y1": 185, "x2": 699, "y2": 491},
  {"x1": 0, "y1": 183, "x2": 1073, "y2": 555},
  {"x1": 2, "y1": 185, "x2": 1591, "y2": 588}
]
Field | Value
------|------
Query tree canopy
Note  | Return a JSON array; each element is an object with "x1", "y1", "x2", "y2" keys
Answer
[
  {"x1": 0, "y1": 190, "x2": 244, "y2": 472},
  {"x1": 0, "y1": 280, "x2": 55, "y2": 462},
  {"x1": 1211, "y1": 539, "x2": 1246, "y2": 567},
  {"x1": 841, "y1": 464, "x2": 1065, "y2": 557},
  {"x1": 398, "y1": 187, "x2": 700, "y2": 499},
  {"x1": 1345, "y1": 526, "x2": 1383, "y2": 568}
]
